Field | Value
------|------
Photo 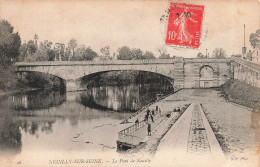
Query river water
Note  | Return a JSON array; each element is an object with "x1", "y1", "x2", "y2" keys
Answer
[{"x1": 0, "y1": 83, "x2": 172, "y2": 157}]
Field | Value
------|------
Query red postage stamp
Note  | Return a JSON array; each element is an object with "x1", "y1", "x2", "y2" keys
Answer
[{"x1": 165, "y1": 2, "x2": 204, "y2": 48}]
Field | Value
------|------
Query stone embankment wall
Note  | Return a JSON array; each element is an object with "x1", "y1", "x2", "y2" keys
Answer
[{"x1": 221, "y1": 79, "x2": 260, "y2": 111}]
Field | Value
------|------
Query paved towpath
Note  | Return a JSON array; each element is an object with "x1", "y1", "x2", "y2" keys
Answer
[
  {"x1": 130, "y1": 114, "x2": 167, "y2": 138},
  {"x1": 153, "y1": 103, "x2": 226, "y2": 167}
]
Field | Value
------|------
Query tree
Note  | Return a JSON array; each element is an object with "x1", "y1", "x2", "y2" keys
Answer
[
  {"x1": 19, "y1": 42, "x2": 27, "y2": 61},
  {"x1": 54, "y1": 43, "x2": 65, "y2": 61},
  {"x1": 72, "y1": 44, "x2": 86, "y2": 61},
  {"x1": 64, "y1": 47, "x2": 71, "y2": 61},
  {"x1": 26, "y1": 40, "x2": 54, "y2": 62},
  {"x1": 19, "y1": 35, "x2": 39, "y2": 62},
  {"x1": 67, "y1": 38, "x2": 77, "y2": 60},
  {"x1": 0, "y1": 19, "x2": 21, "y2": 89},
  {"x1": 117, "y1": 46, "x2": 134, "y2": 60},
  {"x1": 159, "y1": 53, "x2": 171, "y2": 59},
  {"x1": 34, "y1": 34, "x2": 39, "y2": 48},
  {"x1": 100, "y1": 46, "x2": 111, "y2": 60},
  {"x1": 0, "y1": 65, "x2": 18, "y2": 89},
  {"x1": 143, "y1": 51, "x2": 156, "y2": 59},
  {"x1": 71, "y1": 45, "x2": 97, "y2": 61},
  {"x1": 212, "y1": 48, "x2": 227, "y2": 59},
  {"x1": 197, "y1": 52, "x2": 206, "y2": 58},
  {"x1": 47, "y1": 47, "x2": 55, "y2": 61},
  {"x1": 0, "y1": 19, "x2": 21, "y2": 67},
  {"x1": 131, "y1": 48, "x2": 143, "y2": 59},
  {"x1": 26, "y1": 40, "x2": 37, "y2": 55},
  {"x1": 82, "y1": 47, "x2": 97, "y2": 61},
  {"x1": 157, "y1": 47, "x2": 167, "y2": 57},
  {"x1": 249, "y1": 29, "x2": 260, "y2": 49}
]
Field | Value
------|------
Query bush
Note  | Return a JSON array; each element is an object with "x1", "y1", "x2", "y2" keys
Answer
[{"x1": 0, "y1": 66, "x2": 18, "y2": 90}]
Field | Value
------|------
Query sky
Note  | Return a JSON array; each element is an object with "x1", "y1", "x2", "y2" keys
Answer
[{"x1": 0, "y1": 0, "x2": 259, "y2": 58}]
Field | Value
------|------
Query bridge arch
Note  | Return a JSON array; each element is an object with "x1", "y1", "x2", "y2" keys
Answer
[
  {"x1": 76, "y1": 70, "x2": 175, "y2": 91},
  {"x1": 16, "y1": 71, "x2": 66, "y2": 89},
  {"x1": 199, "y1": 65, "x2": 214, "y2": 88}
]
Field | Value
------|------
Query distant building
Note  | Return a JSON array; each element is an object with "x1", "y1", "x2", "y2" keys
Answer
[{"x1": 246, "y1": 50, "x2": 252, "y2": 61}]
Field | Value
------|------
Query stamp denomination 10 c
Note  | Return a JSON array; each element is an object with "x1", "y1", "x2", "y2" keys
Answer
[{"x1": 165, "y1": 2, "x2": 204, "y2": 48}]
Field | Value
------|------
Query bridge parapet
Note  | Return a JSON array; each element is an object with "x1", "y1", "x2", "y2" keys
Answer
[
  {"x1": 232, "y1": 57, "x2": 260, "y2": 72},
  {"x1": 184, "y1": 58, "x2": 231, "y2": 63},
  {"x1": 15, "y1": 58, "x2": 183, "y2": 67},
  {"x1": 232, "y1": 58, "x2": 260, "y2": 88}
]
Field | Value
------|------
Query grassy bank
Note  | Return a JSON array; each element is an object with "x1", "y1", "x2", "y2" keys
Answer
[
  {"x1": 0, "y1": 88, "x2": 40, "y2": 97},
  {"x1": 221, "y1": 79, "x2": 260, "y2": 111}
]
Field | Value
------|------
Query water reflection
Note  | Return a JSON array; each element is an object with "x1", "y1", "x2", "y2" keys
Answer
[
  {"x1": 0, "y1": 82, "x2": 173, "y2": 156},
  {"x1": 78, "y1": 85, "x2": 140, "y2": 112},
  {"x1": 3, "y1": 90, "x2": 67, "y2": 110},
  {"x1": 19, "y1": 119, "x2": 55, "y2": 136},
  {"x1": 78, "y1": 83, "x2": 173, "y2": 112},
  {"x1": 0, "y1": 111, "x2": 22, "y2": 155}
]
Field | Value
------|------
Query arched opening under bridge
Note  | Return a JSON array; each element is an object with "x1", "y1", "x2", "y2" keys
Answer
[{"x1": 199, "y1": 65, "x2": 214, "y2": 88}]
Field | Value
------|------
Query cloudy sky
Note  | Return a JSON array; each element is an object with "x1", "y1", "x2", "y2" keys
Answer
[{"x1": 0, "y1": 0, "x2": 259, "y2": 57}]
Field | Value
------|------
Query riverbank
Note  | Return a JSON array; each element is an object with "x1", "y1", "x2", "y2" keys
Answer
[
  {"x1": 0, "y1": 88, "x2": 40, "y2": 97},
  {"x1": 220, "y1": 79, "x2": 260, "y2": 111}
]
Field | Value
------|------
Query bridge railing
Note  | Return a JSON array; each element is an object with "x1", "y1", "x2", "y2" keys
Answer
[
  {"x1": 232, "y1": 57, "x2": 260, "y2": 72},
  {"x1": 15, "y1": 58, "x2": 183, "y2": 66},
  {"x1": 120, "y1": 120, "x2": 147, "y2": 134},
  {"x1": 118, "y1": 120, "x2": 147, "y2": 146},
  {"x1": 118, "y1": 103, "x2": 191, "y2": 147}
]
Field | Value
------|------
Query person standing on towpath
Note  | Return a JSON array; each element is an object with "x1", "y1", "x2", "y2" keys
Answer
[
  {"x1": 146, "y1": 108, "x2": 150, "y2": 116},
  {"x1": 147, "y1": 122, "x2": 151, "y2": 136},
  {"x1": 146, "y1": 112, "x2": 154, "y2": 136}
]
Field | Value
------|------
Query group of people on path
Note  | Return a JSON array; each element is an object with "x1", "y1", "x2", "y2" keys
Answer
[
  {"x1": 133, "y1": 105, "x2": 183, "y2": 137},
  {"x1": 134, "y1": 106, "x2": 162, "y2": 136},
  {"x1": 144, "y1": 106, "x2": 161, "y2": 136}
]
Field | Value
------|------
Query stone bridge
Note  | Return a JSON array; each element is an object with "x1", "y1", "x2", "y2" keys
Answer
[{"x1": 15, "y1": 58, "x2": 232, "y2": 91}]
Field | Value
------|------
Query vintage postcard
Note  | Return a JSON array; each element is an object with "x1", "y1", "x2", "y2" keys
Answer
[{"x1": 0, "y1": 0, "x2": 259, "y2": 167}]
